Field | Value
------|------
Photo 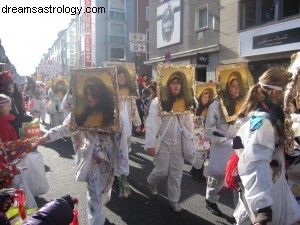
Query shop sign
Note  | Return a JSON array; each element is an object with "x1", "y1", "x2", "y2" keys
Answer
[{"x1": 196, "y1": 53, "x2": 209, "y2": 65}]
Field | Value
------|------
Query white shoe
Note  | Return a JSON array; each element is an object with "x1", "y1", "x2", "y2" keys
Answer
[
  {"x1": 170, "y1": 202, "x2": 183, "y2": 213},
  {"x1": 148, "y1": 183, "x2": 158, "y2": 195}
]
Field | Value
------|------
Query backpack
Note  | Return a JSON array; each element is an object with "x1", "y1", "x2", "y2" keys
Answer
[{"x1": 225, "y1": 150, "x2": 240, "y2": 190}]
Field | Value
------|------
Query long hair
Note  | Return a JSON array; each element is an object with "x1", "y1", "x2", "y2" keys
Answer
[
  {"x1": 52, "y1": 79, "x2": 67, "y2": 96},
  {"x1": 117, "y1": 67, "x2": 136, "y2": 96},
  {"x1": 222, "y1": 71, "x2": 245, "y2": 116},
  {"x1": 238, "y1": 68, "x2": 292, "y2": 118},
  {"x1": 196, "y1": 87, "x2": 214, "y2": 116},
  {"x1": 76, "y1": 76, "x2": 115, "y2": 126},
  {"x1": 161, "y1": 71, "x2": 193, "y2": 112}
]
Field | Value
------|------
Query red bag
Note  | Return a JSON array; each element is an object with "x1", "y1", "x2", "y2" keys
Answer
[
  {"x1": 70, "y1": 198, "x2": 79, "y2": 225},
  {"x1": 225, "y1": 151, "x2": 240, "y2": 190}
]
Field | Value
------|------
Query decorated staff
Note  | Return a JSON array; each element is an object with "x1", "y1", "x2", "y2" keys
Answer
[{"x1": 145, "y1": 63, "x2": 195, "y2": 213}]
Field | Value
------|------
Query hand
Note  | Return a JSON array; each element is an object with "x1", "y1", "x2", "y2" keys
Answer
[
  {"x1": 15, "y1": 167, "x2": 28, "y2": 175},
  {"x1": 135, "y1": 125, "x2": 141, "y2": 133},
  {"x1": 147, "y1": 148, "x2": 155, "y2": 156},
  {"x1": 61, "y1": 195, "x2": 77, "y2": 209},
  {"x1": 118, "y1": 175, "x2": 131, "y2": 198},
  {"x1": 33, "y1": 135, "x2": 50, "y2": 147},
  {"x1": 0, "y1": 192, "x2": 15, "y2": 212}
]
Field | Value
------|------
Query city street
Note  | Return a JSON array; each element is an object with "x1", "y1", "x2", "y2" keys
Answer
[{"x1": 35, "y1": 122, "x2": 236, "y2": 225}]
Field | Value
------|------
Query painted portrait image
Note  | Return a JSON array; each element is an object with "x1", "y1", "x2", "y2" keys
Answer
[
  {"x1": 195, "y1": 82, "x2": 217, "y2": 118},
  {"x1": 158, "y1": 63, "x2": 195, "y2": 115},
  {"x1": 105, "y1": 63, "x2": 139, "y2": 99},
  {"x1": 216, "y1": 63, "x2": 254, "y2": 122},
  {"x1": 70, "y1": 67, "x2": 120, "y2": 133}
]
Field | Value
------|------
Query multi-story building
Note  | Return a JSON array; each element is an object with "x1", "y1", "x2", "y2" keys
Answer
[
  {"x1": 146, "y1": 0, "x2": 220, "y2": 81},
  {"x1": 221, "y1": 0, "x2": 300, "y2": 81},
  {"x1": 146, "y1": 0, "x2": 300, "y2": 82}
]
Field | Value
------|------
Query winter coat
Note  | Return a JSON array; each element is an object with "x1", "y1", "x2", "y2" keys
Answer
[{"x1": 0, "y1": 113, "x2": 18, "y2": 142}]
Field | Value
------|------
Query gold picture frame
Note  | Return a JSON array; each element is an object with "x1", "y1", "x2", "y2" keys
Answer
[
  {"x1": 50, "y1": 76, "x2": 68, "y2": 97},
  {"x1": 157, "y1": 63, "x2": 195, "y2": 115},
  {"x1": 194, "y1": 81, "x2": 217, "y2": 118},
  {"x1": 216, "y1": 63, "x2": 254, "y2": 123},
  {"x1": 105, "y1": 62, "x2": 140, "y2": 100},
  {"x1": 284, "y1": 52, "x2": 300, "y2": 156},
  {"x1": 69, "y1": 67, "x2": 120, "y2": 133}
]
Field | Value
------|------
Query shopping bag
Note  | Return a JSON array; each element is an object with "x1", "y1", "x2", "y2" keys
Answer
[
  {"x1": 21, "y1": 118, "x2": 41, "y2": 140},
  {"x1": 5, "y1": 189, "x2": 38, "y2": 225},
  {"x1": 16, "y1": 152, "x2": 50, "y2": 196},
  {"x1": 76, "y1": 139, "x2": 94, "y2": 182},
  {"x1": 70, "y1": 198, "x2": 79, "y2": 225}
]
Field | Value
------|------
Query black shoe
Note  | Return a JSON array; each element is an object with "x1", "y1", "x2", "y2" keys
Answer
[
  {"x1": 190, "y1": 167, "x2": 206, "y2": 182},
  {"x1": 206, "y1": 199, "x2": 223, "y2": 216}
]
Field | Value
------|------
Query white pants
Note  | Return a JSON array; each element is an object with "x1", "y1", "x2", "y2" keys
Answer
[
  {"x1": 206, "y1": 175, "x2": 224, "y2": 203},
  {"x1": 147, "y1": 133, "x2": 184, "y2": 203}
]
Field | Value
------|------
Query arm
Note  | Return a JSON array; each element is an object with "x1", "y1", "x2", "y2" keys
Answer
[
  {"x1": 3, "y1": 139, "x2": 31, "y2": 161},
  {"x1": 145, "y1": 98, "x2": 162, "y2": 152}
]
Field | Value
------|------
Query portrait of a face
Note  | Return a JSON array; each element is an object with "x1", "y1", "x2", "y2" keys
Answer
[
  {"x1": 105, "y1": 63, "x2": 140, "y2": 99},
  {"x1": 216, "y1": 63, "x2": 254, "y2": 122},
  {"x1": 195, "y1": 82, "x2": 217, "y2": 118},
  {"x1": 157, "y1": 63, "x2": 195, "y2": 115},
  {"x1": 69, "y1": 67, "x2": 120, "y2": 133},
  {"x1": 52, "y1": 77, "x2": 68, "y2": 97}
]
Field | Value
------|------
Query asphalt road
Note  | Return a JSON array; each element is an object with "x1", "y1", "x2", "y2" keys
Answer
[{"x1": 35, "y1": 122, "x2": 236, "y2": 225}]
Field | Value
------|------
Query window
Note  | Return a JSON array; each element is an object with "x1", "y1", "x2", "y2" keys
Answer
[
  {"x1": 108, "y1": 22, "x2": 126, "y2": 44},
  {"x1": 195, "y1": 5, "x2": 208, "y2": 31},
  {"x1": 283, "y1": 0, "x2": 300, "y2": 18},
  {"x1": 241, "y1": 0, "x2": 300, "y2": 30},
  {"x1": 109, "y1": 47, "x2": 125, "y2": 60},
  {"x1": 109, "y1": 10, "x2": 125, "y2": 20},
  {"x1": 109, "y1": 0, "x2": 125, "y2": 11}
]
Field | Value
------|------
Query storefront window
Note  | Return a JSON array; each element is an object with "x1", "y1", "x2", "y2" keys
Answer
[
  {"x1": 261, "y1": 0, "x2": 275, "y2": 23},
  {"x1": 283, "y1": 0, "x2": 300, "y2": 18}
]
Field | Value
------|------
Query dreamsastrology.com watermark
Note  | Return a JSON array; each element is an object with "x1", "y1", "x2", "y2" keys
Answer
[{"x1": 1, "y1": 5, "x2": 106, "y2": 15}]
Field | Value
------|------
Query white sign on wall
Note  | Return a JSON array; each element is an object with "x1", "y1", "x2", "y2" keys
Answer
[
  {"x1": 157, "y1": 0, "x2": 181, "y2": 48},
  {"x1": 130, "y1": 33, "x2": 146, "y2": 43},
  {"x1": 130, "y1": 43, "x2": 147, "y2": 53}
]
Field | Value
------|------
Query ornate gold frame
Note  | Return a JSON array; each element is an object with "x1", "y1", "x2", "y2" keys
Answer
[
  {"x1": 216, "y1": 63, "x2": 254, "y2": 122},
  {"x1": 104, "y1": 62, "x2": 140, "y2": 100},
  {"x1": 51, "y1": 76, "x2": 69, "y2": 88},
  {"x1": 284, "y1": 52, "x2": 300, "y2": 156},
  {"x1": 157, "y1": 63, "x2": 195, "y2": 115},
  {"x1": 69, "y1": 67, "x2": 120, "y2": 133}
]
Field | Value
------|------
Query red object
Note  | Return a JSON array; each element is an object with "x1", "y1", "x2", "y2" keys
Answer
[
  {"x1": 0, "y1": 113, "x2": 18, "y2": 142},
  {"x1": 70, "y1": 198, "x2": 79, "y2": 225},
  {"x1": 15, "y1": 189, "x2": 26, "y2": 220},
  {"x1": 225, "y1": 151, "x2": 240, "y2": 190}
]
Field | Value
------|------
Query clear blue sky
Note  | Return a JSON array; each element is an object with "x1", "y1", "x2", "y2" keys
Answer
[{"x1": 0, "y1": 0, "x2": 77, "y2": 76}]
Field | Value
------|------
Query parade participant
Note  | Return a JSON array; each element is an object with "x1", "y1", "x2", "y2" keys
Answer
[
  {"x1": 204, "y1": 94, "x2": 238, "y2": 216},
  {"x1": 34, "y1": 109, "x2": 128, "y2": 225},
  {"x1": 47, "y1": 79, "x2": 67, "y2": 127},
  {"x1": 0, "y1": 71, "x2": 32, "y2": 137},
  {"x1": 222, "y1": 71, "x2": 245, "y2": 116},
  {"x1": 145, "y1": 95, "x2": 194, "y2": 213},
  {"x1": 75, "y1": 76, "x2": 115, "y2": 127},
  {"x1": 161, "y1": 71, "x2": 193, "y2": 113},
  {"x1": 233, "y1": 68, "x2": 300, "y2": 225},
  {"x1": 190, "y1": 87, "x2": 215, "y2": 182},
  {"x1": 115, "y1": 67, "x2": 142, "y2": 196}
]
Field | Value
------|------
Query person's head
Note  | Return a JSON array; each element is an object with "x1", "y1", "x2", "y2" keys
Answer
[
  {"x1": 198, "y1": 88, "x2": 214, "y2": 106},
  {"x1": 239, "y1": 68, "x2": 292, "y2": 117},
  {"x1": 117, "y1": 67, "x2": 129, "y2": 86},
  {"x1": 167, "y1": 71, "x2": 184, "y2": 97},
  {"x1": 0, "y1": 71, "x2": 13, "y2": 96},
  {"x1": 55, "y1": 80, "x2": 65, "y2": 90},
  {"x1": 146, "y1": 83, "x2": 157, "y2": 96},
  {"x1": 258, "y1": 67, "x2": 292, "y2": 106},
  {"x1": 0, "y1": 94, "x2": 12, "y2": 115},
  {"x1": 226, "y1": 71, "x2": 242, "y2": 99},
  {"x1": 83, "y1": 77, "x2": 106, "y2": 110}
]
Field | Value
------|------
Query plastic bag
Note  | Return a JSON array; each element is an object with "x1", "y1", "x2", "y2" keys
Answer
[
  {"x1": 14, "y1": 152, "x2": 49, "y2": 197},
  {"x1": 21, "y1": 118, "x2": 41, "y2": 140},
  {"x1": 70, "y1": 198, "x2": 79, "y2": 225}
]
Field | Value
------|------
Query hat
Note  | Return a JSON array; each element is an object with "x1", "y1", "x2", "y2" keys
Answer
[
  {"x1": 0, "y1": 94, "x2": 11, "y2": 107},
  {"x1": 168, "y1": 73, "x2": 182, "y2": 83},
  {"x1": 0, "y1": 71, "x2": 13, "y2": 94}
]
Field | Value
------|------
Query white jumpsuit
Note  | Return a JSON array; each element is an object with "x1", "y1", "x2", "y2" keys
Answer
[
  {"x1": 45, "y1": 117, "x2": 127, "y2": 225},
  {"x1": 233, "y1": 111, "x2": 300, "y2": 225},
  {"x1": 204, "y1": 99, "x2": 236, "y2": 203},
  {"x1": 145, "y1": 97, "x2": 194, "y2": 203}
]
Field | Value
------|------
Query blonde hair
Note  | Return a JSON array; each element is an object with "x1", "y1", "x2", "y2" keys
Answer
[{"x1": 239, "y1": 68, "x2": 292, "y2": 117}]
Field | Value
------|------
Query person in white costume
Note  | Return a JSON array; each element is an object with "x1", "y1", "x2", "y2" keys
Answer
[
  {"x1": 233, "y1": 68, "x2": 300, "y2": 225},
  {"x1": 204, "y1": 96, "x2": 238, "y2": 217},
  {"x1": 145, "y1": 95, "x2": 194, "y2": 213}
]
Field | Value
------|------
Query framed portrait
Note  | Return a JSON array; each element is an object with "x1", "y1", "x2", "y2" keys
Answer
[
  {"x1": 104, "y1": 62, "x2": 140, "y2": 100},
  {"x1": 50, "y1": 77, "x2": 69, "y2": 97},
  {"x1": 194, "y1": 81, "x2": 217, "y2": 119},
  {"x1": 216, "y1": 63, "x2": 254, "y2": 122},
  {"x1": 157, "y1": 63, "x2": 195, "y2": 115},
  {"x1": 284, "y1": 52, "x2": 300, "y2": 156},
  {"x1": 69, "y1": 67, "x2": 120, "y2": 134}
]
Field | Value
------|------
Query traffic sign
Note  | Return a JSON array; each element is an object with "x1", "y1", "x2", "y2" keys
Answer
[
  {"x1": 130, "y1": 43, "x2": 147, "y2": 53},
  {"x1": 129, "y1": 33, "x2": 146, "y2": 42}
]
